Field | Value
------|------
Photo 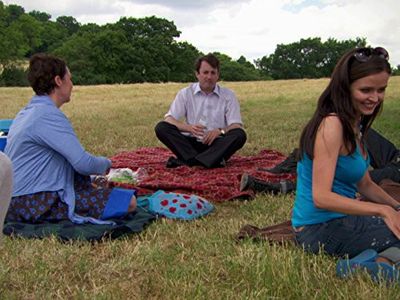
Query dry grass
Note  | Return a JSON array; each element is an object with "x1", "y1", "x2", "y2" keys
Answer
[{"x1": 0, "y1": 77, "x2": 399, "y2": 299}]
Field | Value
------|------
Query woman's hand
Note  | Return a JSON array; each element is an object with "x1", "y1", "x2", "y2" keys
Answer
[
  {"x1": 128, "y1": 195, "x2": 137, "y2": 212},
  {"x1": 382, "y1": 206, "x2": 400, "y2": 239}
]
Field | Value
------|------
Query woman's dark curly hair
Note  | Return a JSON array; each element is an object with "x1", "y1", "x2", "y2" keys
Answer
[{"x1": 27, "y1": 53, "x2": 67, "y2": 95}]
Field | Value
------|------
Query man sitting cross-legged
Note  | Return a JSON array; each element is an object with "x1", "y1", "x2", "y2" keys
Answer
[{"x1": 155, "y1": 53, "x2": 247, "y2": 169}]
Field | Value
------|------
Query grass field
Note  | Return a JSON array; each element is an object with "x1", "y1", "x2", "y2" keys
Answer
[{"x1": 1, "y1": 77, "x2": 399, "y2": 299}]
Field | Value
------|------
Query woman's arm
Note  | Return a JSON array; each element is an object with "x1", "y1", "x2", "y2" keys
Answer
[
  {"x1": 311, "y1": 116, "x2": 387, "y2": 216},
  {"x1": 38, "y1": 111, "x2": 111, "y2": 175},
  {"x1": 358, "y1": 171, "x2": 400, "y2": 208},
  {"x1": 311, "y1": 116, "x2": 400, "y2": 238}
]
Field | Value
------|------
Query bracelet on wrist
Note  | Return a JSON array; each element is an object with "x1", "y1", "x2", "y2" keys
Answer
[{"x1": 394, "y1": 204, "x2": 400, "y2": 211}]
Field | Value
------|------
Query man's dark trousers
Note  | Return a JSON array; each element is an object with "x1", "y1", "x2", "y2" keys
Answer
[
  {"x1": 155, "y1": 121, "x2": 247, "y2": 168},
  {"x1": 366, "y1": 128, "x2": 400, "y2": 183}
]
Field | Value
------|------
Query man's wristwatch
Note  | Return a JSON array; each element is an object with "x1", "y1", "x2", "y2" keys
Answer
[
  {"x1": 395, "y1": 204, "x2": 400, "y2": 211},
  {"x1": 219, "y1": 128, "x2": 226, "y2": 136}
]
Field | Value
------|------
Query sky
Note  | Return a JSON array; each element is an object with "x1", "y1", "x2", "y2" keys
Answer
[{"x1": 4, "y1": 0, "x2": 400, "y2": 67}]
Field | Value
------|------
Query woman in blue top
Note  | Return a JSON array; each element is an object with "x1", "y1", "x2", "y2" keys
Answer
[
  {"x1": 5, "y1": 53, "x2": 136, "y2": 224},
  {"x1": 292, "y1": 47, "x2": 400, "y2": 258}
]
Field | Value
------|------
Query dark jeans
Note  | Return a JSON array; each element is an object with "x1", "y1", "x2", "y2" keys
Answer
[
  {"x1": 295, "y1": 215, "x2": 400, "y2": 258},
  {"x1": 155, "y1": 121, "x2": 247, "y2": 168},
  {"x1": 366, "y1": 129, "x2": 400, "y2": 183}
]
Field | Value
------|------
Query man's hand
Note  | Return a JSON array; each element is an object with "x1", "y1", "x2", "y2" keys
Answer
[
  {"x1": 202, "y1": 129, "x2": 221, "y2": 145},
  {"x1": 188, "y1": 124, "x2": 206, "y2": 140}
]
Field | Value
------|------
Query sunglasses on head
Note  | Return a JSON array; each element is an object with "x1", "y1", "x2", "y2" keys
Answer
[{"x1": 353, "y1": 47, "x2": 389, "y2": 62}]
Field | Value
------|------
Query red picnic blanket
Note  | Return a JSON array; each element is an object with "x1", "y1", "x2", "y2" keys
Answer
[{"x1": 111, "y1": 147, "x2": 296, "y2": 202}]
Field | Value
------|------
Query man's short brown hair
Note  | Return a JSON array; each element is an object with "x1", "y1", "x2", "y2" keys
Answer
[{"x1": 195, "y1": 53, "x2": 220, "y2": 73}]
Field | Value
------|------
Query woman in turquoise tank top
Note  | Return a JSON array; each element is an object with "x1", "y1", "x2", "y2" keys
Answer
[{"x1": 291, "y1": 47, "x2": 400, "y2": 259}]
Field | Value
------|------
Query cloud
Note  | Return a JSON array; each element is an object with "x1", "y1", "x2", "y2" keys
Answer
[
  {"x1": 176, "y1": 0, "x2": 400, "y2": 66},
  {"x1": 5, "y1": 0, "x2": 125, "y2": 22},
  {"x1": 118, "y1": 0, "x2": 250, "y2": 10},
  {"x1": 282, "y1": 0, "x2": 329, "y2": 13}
]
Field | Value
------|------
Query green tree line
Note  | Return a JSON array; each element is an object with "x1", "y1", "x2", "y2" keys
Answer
[{"x1": 1, "y1": 1, "x2": 398, "y2": 86}]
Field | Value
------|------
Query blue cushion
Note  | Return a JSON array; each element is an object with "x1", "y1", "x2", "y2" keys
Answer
[{"x1": 138, "y1": 190, "x2": 214, "y2": 220}]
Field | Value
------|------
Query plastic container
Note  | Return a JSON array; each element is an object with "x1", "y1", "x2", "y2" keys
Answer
[
  {"x1": 107, "y1": 167, "x2": 148, "y2": 185},
  {"x1": 0, "y1": 119, "x2": 13, "y2": 132},
  {"x1": 0, "y1": 119, "x2": 13, "y2": 152},
  {"x1": 196, "y1": 114, "x2": 208, "y2": 142},
  {"x1": 0, "y1": 136, "x2": 6, "y2": 152}
]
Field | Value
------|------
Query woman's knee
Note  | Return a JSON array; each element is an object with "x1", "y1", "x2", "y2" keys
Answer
[
  {"x1": 0, "y1": 153, "x2": 13, "y2": 243},
  {"x1": 0, "y1": 153, "x2": 13, "y2": 201},
  {"x1": 0, "y1": 153, "x2": 12, "y2": 179},
  {"x1": 238, "y1": 128, "x2": 247, "y2": 144},
  {"x1": 154, "y1": 121, "x2": 171, "y2": 137},
  {"x1": 229, "y1": 128, "x2": 247, "y2": 146}
]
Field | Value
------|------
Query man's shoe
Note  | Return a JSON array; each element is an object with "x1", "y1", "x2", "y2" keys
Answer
[
  {"x1": 280, "y1": 180, "x2": 296, "y2": 194},
  {"x1": 198, "y1": 158, "x2": 226, "y2": 169},
  {"x1": 259, "y1": 148, "x2": 299, "y2": 174},
  {"x1": 217, "y1": 158, "x2": 226, "y2": 168},
  {"x1": 391, "y1": 151, "x2": 400, "y2": 165},
  {"x1": 166, "y1": 157, "x2": 201, "y2": 168},
  {"x1": 240, "y1": 173, "x2": 295, "y2": 194},
  {"x1": 240, "y1": 173, "x2": 251, "y2": 192},
  {"x1": 166, "y1": 156, "x2": 186, "y2": 168}
]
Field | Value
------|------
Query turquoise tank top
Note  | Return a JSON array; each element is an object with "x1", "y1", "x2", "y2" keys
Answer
[{"x1": 292, "y1": 146, "x2": 370, "y2": 227}]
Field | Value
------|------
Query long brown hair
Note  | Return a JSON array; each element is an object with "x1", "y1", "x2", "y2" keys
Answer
[{"x1": 299, "y1": 48, "x2": 391, "y2": 159}]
